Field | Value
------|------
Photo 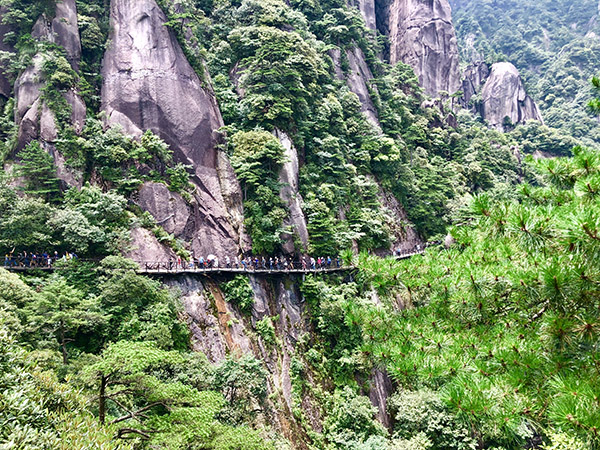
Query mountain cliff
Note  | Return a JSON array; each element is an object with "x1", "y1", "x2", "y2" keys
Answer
[
  {"x1": 379, "y1": 0, "x2": 461, "y2": 96},
  {"x1": 101, "y1": 0, "x2": 247, "y2": 259}
]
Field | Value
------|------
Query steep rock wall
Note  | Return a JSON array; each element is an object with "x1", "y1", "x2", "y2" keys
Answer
[
  {"x1": 381, "y1": 0, "x2": 461, "y2": 97},
  {"x1": 101, "y1": 0, "x2": 248, "y2": 258},
  {"x1": 12, "y1": 0, "x2": 85, "y2": 187},
  {"x1": 349, "y1": 0, "x2": 377, "y2": 30},
  {"x1": 328, "y1": 46, "x2": 380, "y2": 128},
  {"x1": 164, "y1": 273, "x2": 394, "y2": 447},
  {"x1": 274, "y1": 130, "x2": 310, "y2": 254},
  {"x1": 481, "y1": 62, "x2": 543, "y2": 130}
]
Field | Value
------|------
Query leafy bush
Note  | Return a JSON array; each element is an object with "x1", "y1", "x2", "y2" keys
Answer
[
  {"x1": 388, "y1": 389, "x2": 475, "y2": 450},
  {"x1": 221, "y1": 275, "x2": 255, "y2": 314}
]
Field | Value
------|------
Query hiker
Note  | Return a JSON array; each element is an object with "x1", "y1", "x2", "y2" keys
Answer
[
  {"x1": 225, "y1": 255, "x2": 231, "y2": 268},
  {"x1": 327, "y1": 256, "x2": 332, "y2": 268},
  {"x1": 336, "y1": 256, "x2": 341, "y2": 268}
]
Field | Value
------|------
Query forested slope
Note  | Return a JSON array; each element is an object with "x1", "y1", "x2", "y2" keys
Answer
[{"x1": 451, "y1": 0, "x2": 600, "y2": 144}]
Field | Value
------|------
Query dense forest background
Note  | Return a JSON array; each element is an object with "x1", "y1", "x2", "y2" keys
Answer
[{"x1": 451, "y1": 0, "x2": 600, "y2": 144}]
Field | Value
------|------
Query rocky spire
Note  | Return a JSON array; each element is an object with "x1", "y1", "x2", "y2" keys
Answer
[
  {"x1": 101, "y1": 0, "x2": 248, "y2": 258},
  {"x1": 13, "y1": 0, "x2": 85, "y2": 186},
  {"x1": 380, "y1": 0, "x2": 461, "y2": 97}
]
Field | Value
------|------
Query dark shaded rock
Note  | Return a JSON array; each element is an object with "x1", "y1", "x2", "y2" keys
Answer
[{"x1": 461, "y1": 60, "x2": 489, "y2": 106}]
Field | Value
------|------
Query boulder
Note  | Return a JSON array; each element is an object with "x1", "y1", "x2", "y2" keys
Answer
[
  {"x1": 101, "y1": 0, "x2": 247, "y2": 258},
  {"x1": 383, "y1": 0, "x2": 461, "y2": 97},
  {"x1": 481, "y1": 62, "x2": 543, "y2": 130}
]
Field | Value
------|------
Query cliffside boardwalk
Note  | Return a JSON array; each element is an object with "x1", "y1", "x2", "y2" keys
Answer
[{"x1": 3, "y1": 248, "x2": 426, "y2": 275}]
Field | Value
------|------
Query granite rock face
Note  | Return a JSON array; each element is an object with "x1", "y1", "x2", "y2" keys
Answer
[
  {"x1": 102, "y1": 0, "x2": 247, "y2": 258},
  {"x1": 349, "y1": 0, "x2": 377, "y2": 30},
  {"x1": 328, "y1": 47, "x2": 380, "y2": 128},
  {"x1": 274, "y1": 130, "x2": 309, "y2": 254},
  {"x1": 461, "y1": 60, "x2": 489, "y2": 106},
  {"x1": 481, "y1": 62, "x2": 543, "y2": 130},
  {"x1": 12, "y1": 0, "x2": 84, "y2": 187},
  {"x1": 382, "y1": 0, "x2": 461, "y2": 96}
]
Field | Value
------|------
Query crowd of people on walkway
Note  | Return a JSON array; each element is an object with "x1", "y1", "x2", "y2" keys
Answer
[
  {"x1": 155, "y1": 255, "x2": 343, "y2": 272},
  {"x1": 4, "y1": 242, "x2": 437, "y2": 272},
  {"x1": 3, "y1": 250, "x2": 78, "y2": 268}
]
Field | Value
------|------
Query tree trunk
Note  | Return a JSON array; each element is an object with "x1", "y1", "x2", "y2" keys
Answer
[{"x1": 99, "y1": 375, "x2": 107, "y2": 425}]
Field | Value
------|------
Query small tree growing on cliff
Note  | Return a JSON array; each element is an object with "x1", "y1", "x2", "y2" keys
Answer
[{"x1": 17, "y1": 141, "x2": 60, "y2": 202}]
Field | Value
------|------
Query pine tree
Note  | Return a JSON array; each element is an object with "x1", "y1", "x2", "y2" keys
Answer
[{"x1": 17, "y1": 141, "x2": 60, "y2": 201}]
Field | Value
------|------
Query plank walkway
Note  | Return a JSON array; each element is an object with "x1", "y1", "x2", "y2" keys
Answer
[{"x1": 3, "y1": 250, "x2": 425, "y2": 275}]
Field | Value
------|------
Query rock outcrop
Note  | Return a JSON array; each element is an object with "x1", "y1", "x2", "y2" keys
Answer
[
  {"x1": 461, "y1": 60, "x2": 489, "y2": 106},
  {"x1": 381, "y1": 0, "x2": 461, "y2": 97},
  {"x1": 165, "y1": 273, "x2": 393, "y2": 446},
  {"x1": 349, "y1": 0, "x2": 377, "y2": 30},
  {"x1": 480, "y1": 62, "x2": 543, "y2": 130},
  {"x1": 101, "y1": 0, "x2": 248, "y2": 258},
  {"x1": 274, "y1": 130, "x2": 309, "y2": 254},
  {"x1": 329, "y1": 47, "x2": 380, "y2": 128},
  {"x1": 30, "y1": 0, "x2": 82, "y2": 69},
  {"x1": 12, "y1": 0, "x2": 85, "y2": 187}
]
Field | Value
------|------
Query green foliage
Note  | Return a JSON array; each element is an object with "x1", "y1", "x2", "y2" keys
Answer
[
  {"x1": 27, "y1": 276, "x2": 106, "y2": 364},
  {"x1": 97, "y1": 257, "x2": 189, "y2": 350},
  {"x1": 350, "y1": 147, "x2": 600, "y2": 448},
  {"x1": 40, "y1": 53, "x2": 78, "y2": 126},
  {"x1": 17, "y1": 141, "x2": 60, "y2": 201},
  {"x1": 0, "y1": 314, "x2": 130, "y2": 450},
  {"x1": 322, "y1": 387, "x2": 387, "y2": 449},
  {"x1": 220, "y1": 275, "x2": 254, "y2": 314},
  {"x1": 212, "y1": 355, "x2": 269, "y2": 425},
  {"x1": 230, "y1": 130, "x2": 287, "y2": 253},
  {"x1": 388, "y1": 389, "x2": 475, "y2": 450},
  {"x1": 255, "y1": 316, "x2": 277, "y2": 345}
]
